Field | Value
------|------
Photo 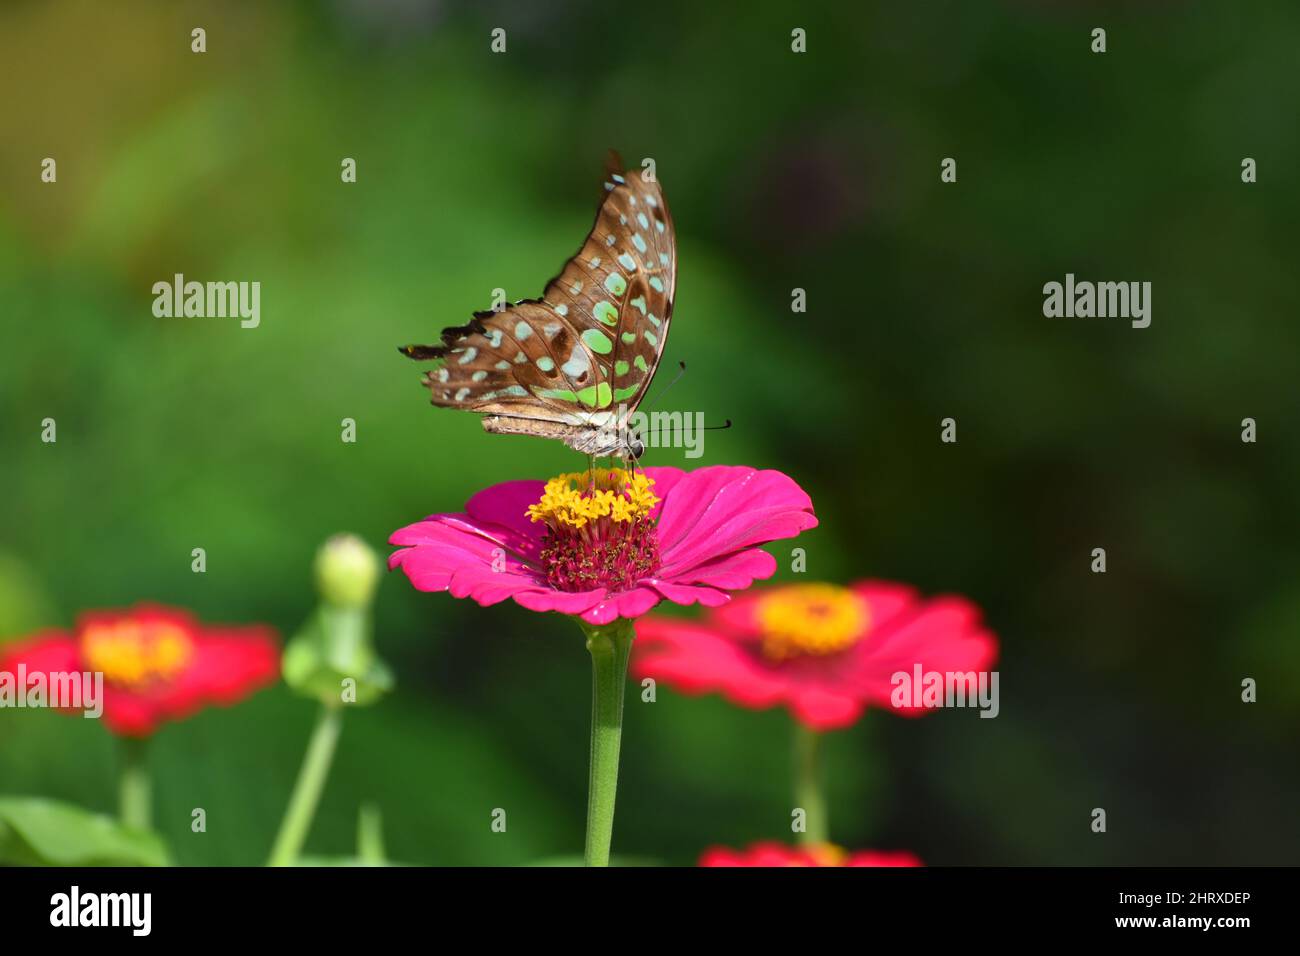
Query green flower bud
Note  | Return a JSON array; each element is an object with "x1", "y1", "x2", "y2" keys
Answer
[{"x1": 314, "y1": 534, "x2": 380, "y2": 608}]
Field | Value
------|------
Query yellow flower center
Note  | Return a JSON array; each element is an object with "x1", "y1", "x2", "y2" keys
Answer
[
  {"x1": 756, "y1": 584, "x2": 868, "y2": 661},
  {"x1": 527, "y1": 468, "x2": 662, "y2": 592},
  {"x1": 81, "y1": 620, "x2": 194, "y2": 688},
  {"x1": 526, "y1": 468, "x2": 659, "y2": 529},
  {"x1": 804, "y1": 843, "x2": 849, "y2": 866}
]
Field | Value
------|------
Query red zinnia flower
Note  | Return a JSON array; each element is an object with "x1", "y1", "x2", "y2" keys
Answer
[
  {"x1": 0, "y1": 604, "x2": 279, "y2": 737},
  {"x1": 633, "y1": 580, "x2": 997, "y2": 729},
  {"x1": 388, "y1": 465, "x2": 817, "y2": 625},
  {"x1": 700, "y1": 841, "x2": 922, "y2": 867}
]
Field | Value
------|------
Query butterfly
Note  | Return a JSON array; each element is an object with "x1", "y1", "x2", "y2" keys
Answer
[{"x1": 400, "y1": 152, "x2": 675, "y2": 461}]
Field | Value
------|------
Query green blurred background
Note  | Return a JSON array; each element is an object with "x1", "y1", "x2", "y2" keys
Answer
[{"x1": 2, "y1": 0, "x2": 1297, "y2": 865}]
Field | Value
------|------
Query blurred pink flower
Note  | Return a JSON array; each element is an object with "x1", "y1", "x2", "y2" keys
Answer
[
  {"x1": 389, "y1": 466, "x2": 817, "y2": 626},
  {"x1": 0, "y1": 604, "x2": 278, "y2": 737},
  {"x1": 633, "y1": 580, "x2": 998, "y2": 729},
  {"x1": 700, "y1": 842, "x2": 922, "y2": 867}
]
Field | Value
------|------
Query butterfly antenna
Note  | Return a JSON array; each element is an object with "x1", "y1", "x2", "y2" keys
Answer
[
  {"x1": 639, "y1": 417, "x2": 734, "y2": 448},
  {"x1": 643, "y1": 361, "x2": 687, "y2": 412}
]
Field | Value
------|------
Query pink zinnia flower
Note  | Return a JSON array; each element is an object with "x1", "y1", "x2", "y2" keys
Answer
[
  {"x1": 633, "y1": 580, "x2": 998, "y2": 729},
  {"x1": 700, "y1": 842, "x2": 922, "y2": 867},
  {"x1": 388, "y1": 465, "x2": 817, "y2": 625},
  {"x1": 0, "y1": 604, "x2": 279, "y2": 737}
]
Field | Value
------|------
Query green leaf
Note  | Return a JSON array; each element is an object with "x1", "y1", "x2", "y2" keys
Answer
[{"x1": 0, "y1": 797, "x2": 170, "y2": 866}]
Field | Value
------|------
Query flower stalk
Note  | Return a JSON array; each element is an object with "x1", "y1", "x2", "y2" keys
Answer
[
  {"x1": 118, "y1": 736, "x2": 152, "y2": 830},
  {"x1": 580, "y1": 618, "x2": 635, "y2": 867},
  {"x1": 267, "y1": 703, "x2": 344, "y2": 866},
  {"x1": 271, "y1": 534, "x2": 388, "y2": 865},
  {"x1": 794, "y1": 723, "x2": 828, "y2": 846}
]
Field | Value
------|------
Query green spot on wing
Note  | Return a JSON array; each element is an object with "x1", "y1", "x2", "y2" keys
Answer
[
  {"x1": 574, "y1": 383, "x2": 613, "y2": 408},
  {"x1": 593, "y1": 302, "x2": 619, "y2": 326},
  {"x1": 581, "y1": 329, "x2": 613, "y2": 354}
]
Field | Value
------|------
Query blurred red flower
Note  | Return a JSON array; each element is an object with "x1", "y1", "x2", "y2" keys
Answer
[
  {"x1": 700, "y1": 842, "x2": 922, "y2": 867},
  {"x1": 633, "y1": 580, "x2": 997, "y2": 730},
  {"x1": 0, "y1": 604, "x2": 279, "y2": 737}
]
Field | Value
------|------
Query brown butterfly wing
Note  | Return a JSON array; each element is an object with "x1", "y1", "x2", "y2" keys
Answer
[{"x1": 401, "y1": 153, "x2": 676, "y2": 426}]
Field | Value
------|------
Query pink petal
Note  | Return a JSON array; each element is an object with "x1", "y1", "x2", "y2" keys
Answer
[
  {"x1": 389, "y1": 512, "x2": 556, "y2": 608},
  {"x1": 579, "y1": 586, "x2": 665, "y2": 626},
  {"x1": 639, "y1": 466, "x2": 688, "y2": 519},
  {"x1": 846, "y1": 851, "x2": 924, "y2": 867},
  {"x1": 0, "y1": 632, "x2": 81, "y2": 676},
  {"x1": 709, "y1": 590, "x2": 769, "y2": 637},
  {"x1": 634, "y1": 619, "x2": 790, "y2": 707},
  {"x1": 390, "y1": 513, "x2": 540, "y2": 577},
  {"x1": 789, "y1": 686, "x2": 866, "y2": 730},
  {"x1": 390, "y1": 514, "x2": 537, "y2": 568},
  {"x1": 842, "y1": 596, "x2": 998, "y2": 707},
  {"x1": 447, "y1": 562, "x2": 540, "y2": 601},
  {"x1": 851, "y1": 580, "x2": 921, "y2": 629},
  {"x1": 654, "y1": 466, "x2": 759, "y2": 552},
  {"x1": 666, "y1": 548, "x2": 777, "y2": 590},
  {"x1": 142, "y1": 626, "x2": 280, "y2": 727},
  {"x1": 655, "y1": 467, "x2": 817, "y2": 576},
  {"x1": 391, "y1": 541, "x2": 537, "y2": 594},
  {"x1": 512, "y1": 586, "x2": 607, "y2": 617},
  {"x1": 644, "y1": 580, "x2": 733, "y2": 610},
  {"x1": 464, "y1": 480, "x2": 548, "y2": 557}
]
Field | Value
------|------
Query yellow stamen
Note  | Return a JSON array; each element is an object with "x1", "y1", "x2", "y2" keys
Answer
[
  {"x1": 81, "y1": 620, "x2": 194, "y2": 688},
  {"x1": 756, "y1": 584, "x2": 868, "y2": 661},
  {"x1": 805, "y1": 843, "x2": 849, "y2": 866},
  {"x1": 526, "y1": 468, "x2": 659, "y2": 529}
]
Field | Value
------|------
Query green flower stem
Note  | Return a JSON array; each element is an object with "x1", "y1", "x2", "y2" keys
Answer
[
  {"x1": 580, "y1": 618, "x2": 635, "y2": 867},
  {"x1": 118, "y1": 736, "x2": 152, "y2": 831},
  {"x1": 356, "y1": 803, "x2": 386, "y2": 865},
  {"x1": 268, "y1": 703, "x2": 344, "y2": 867},
  {"x1": 794, "y1": 723, "x2": 828, "y2": 845}
]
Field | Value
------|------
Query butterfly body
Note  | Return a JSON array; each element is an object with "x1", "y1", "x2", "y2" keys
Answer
[
  {"x1": 401, "y1": 153, "x2": 674, "y2": 461},
  {"x1": 480, "y1": 411, "x2": 638, "y2": 458}
]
